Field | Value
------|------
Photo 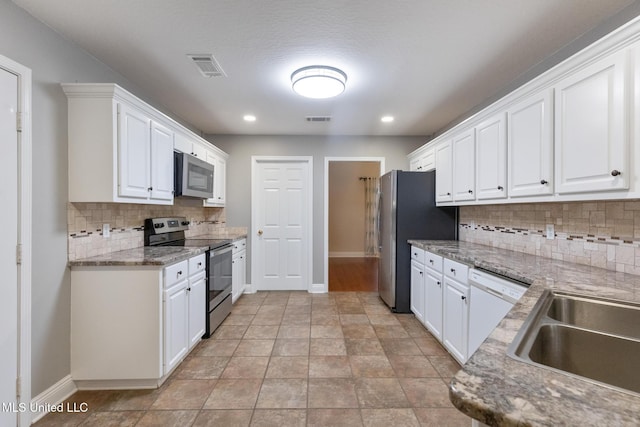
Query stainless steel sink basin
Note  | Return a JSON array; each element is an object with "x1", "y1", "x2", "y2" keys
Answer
[
  {"x1": 547, "y1": 293, "x2": 640, "y2": 340},
  {"x1": 508, "y1": 290, "x2": 640, "y2": 396}
]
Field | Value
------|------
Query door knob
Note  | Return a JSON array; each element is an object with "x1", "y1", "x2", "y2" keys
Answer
[{"x1": 257, "y1": 229, "x2": 263, "y2": 236}]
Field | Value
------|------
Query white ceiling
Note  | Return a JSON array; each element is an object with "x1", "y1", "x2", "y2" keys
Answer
[{"x1": 13, "y1": 0, "x2": 638, "y2": 136}]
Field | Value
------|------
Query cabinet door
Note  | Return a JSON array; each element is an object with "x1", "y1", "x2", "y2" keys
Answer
[
  {"x1": 420, "y1": 148, "x2": 435, "y2": 171},
  {"x1": 409, "y1": 156, "x2": 421, "y2": 171},
  {"x1": 424, "y1": 268, "x2": 443, "y2": 341},
  {"x1": 215, "y1": 157, "x2": 226, "y2": 204},
  {"x1": 150, "y1": 121, "x2": 175, "y2": 201},
  {"x1": 452, "y1": 129, "x2": 476, "y2": 201},
  {"x1": 191, "y1": 141, "x2": 207, "y2": 160},
  {"x1": 508, "y1": 90, "x2": 554, "y2": 197},
  {"x1": 410, "y1": 260, "x2": 425, "y2": 323},
  {"x1": 476, "y1": 114, "x2": 507, "y2": 200},
  {"x1": 555, "y1": 50, "x2": 628, "y2": 194},
  {"x1": 173, "y1": 132, "x2": 192, "y2": 154},
  {"x1": 435, "y1": 140, "x2": 453, "y2": 203},
  {"x1": 232, "y1": 253, "x2": 241, "y2": 303},
  {"x1": 164, "y1": 280, "x2": 188, "y2": 375},
  {"x1": 188, "y1": 273, "x2": 206, "y2": 349},
  {"x1": 118, "y1": 103, "x2": 151, "y2": 199},
  {"x1": 443, "y1": 277, "x2": 469, "y2": 364}
]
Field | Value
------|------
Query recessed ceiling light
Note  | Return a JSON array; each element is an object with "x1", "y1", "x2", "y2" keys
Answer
[
  {"x1": 381, "y1": 116, "x2": 394, "y2": 123},
  {"x1": 291, "y1": 65, "x2": 347, "y2": 99},
  {"x1": 243, "y1": 115, "x2": 256, "y2": 122}
]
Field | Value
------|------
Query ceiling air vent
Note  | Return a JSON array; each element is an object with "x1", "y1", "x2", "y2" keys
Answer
[
  {"x1": 306, "y1": 116, "x2": 332, "y2": 122},
  {"x1": 187, "y1": 54, "x2": 227, "y2": 78}
]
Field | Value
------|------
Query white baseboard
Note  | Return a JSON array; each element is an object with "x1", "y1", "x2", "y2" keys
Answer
[
  {"x1": 309, "y1": 283, "x2": 327, "y2": 293},
  {"x1": 30, "y1": 375, "x2": 77, "y2": 424}
]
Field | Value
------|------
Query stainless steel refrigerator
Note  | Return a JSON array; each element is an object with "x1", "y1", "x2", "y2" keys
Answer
[{"x1": 378, "y1": 170, "x2": 457, "y2": 313}]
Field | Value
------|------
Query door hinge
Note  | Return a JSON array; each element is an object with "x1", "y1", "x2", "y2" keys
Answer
[
  {"x1": 16, "y1": 377, "x2": 21, "y2": 398},
  {"x1": 16, "y1": 112, "x2": 22, "y2": 133},
  {"x1": 16, "y1": 244, "x2": 22, "y2": 265}
]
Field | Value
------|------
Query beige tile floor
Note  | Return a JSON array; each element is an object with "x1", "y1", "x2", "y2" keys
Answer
[{"x1": 35, "y1": 291, "x2": 471, "y2": 427}]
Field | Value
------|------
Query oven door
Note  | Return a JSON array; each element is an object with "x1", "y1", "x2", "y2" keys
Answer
[{"x1": 208, "y1": 244, "x2": 233, "y2": 308}]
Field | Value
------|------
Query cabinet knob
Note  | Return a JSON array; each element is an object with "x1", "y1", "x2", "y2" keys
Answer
[
  {"x1": 197, "y1": 262, "x2": 202, "y2": 267},
  {"x1": 419, "y1": 271, "x2": 423, "y2": 275},
  {"x1": 177, "y1": 271, "x2": 183, "y2": 276},
  {"x1": 446, "y1": 192, "x2": 451, "y2": 196},
  {"x1": 148, "y1": 187, "x2": 153, "y2": 191},
  {"x1": 461, "y1": 295, "x2": 467, "y2": 301},
  {"x1": 497, "y1": 186, "x2": 503, "y2": 191},
  {"x1": 468, "y1": 189, "x2": 473, "y2": 194},
  {"x1": 611, "y1": 170, "x2": 621, "y2": 177},
  {"x1": 429, "y1": 259, "x2": 434, "y2": 264},
  {"x1": 450, "y1": 268, "x2": 455, "y2": 273},
  {"x1": 540, "y1": 179, "x2": 548, "y2": 185},
  {"x1": 437, "y1": 281, "x2": 441, "y2": 286},
  {"x1": 187, "y1": 287, "x2": 191, "y2": 292}
]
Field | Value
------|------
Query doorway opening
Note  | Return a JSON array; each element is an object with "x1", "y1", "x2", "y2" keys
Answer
[{"x1": 325, "y1": 158, "x2": 384, "y2": 292}]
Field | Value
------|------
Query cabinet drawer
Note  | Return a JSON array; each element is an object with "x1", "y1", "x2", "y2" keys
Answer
[
  {"x1": 165, "y1": 260, "x2": 188, "y2": 288},
  {"x1": 188, "y1": 254, "x2": 206, "y2": 276},
  {"x1": 233, "y1": 238, "x2": 247, "y2": 254},
  {"x1": 410, "y1": 246, "x2": 425, "y2": 264},
  {"x1": 424, "y1": 251, "x2": 443, "y2": 273},
  {"x1": 444, "y1": 258, "x2": 469, "y2": 282}
]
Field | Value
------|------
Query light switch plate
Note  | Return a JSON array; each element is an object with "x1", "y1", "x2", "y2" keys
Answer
[
  {"x1": 102, "y1": 223, "x2": 110, "y2": 238},
  {"x1": 545, "y1": 224, "x2": 554, "y2": 240}
]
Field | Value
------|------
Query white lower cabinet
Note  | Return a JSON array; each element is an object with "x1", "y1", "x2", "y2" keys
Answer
[
  {"x1": 70, "y1": 252, "x2": 207, "y2": 389},
  {"x1": 232, "y1": 239, "x2": 247, "y2": 303},
  {"x1": 410, "y1": 259, "x2": 425, "y2": 323},
  {"x1": 443, "y1": 276, "x2": 470, "y2": 364},
  {"x1": 424, "y1": 267, "x2": 443, "y2": 341},
  {"x1": 164, "y1": 279, "x2": 189, "y2": 375},
  {"x1": 410, "y1": 246, "x2": 471, "y2": 364}
]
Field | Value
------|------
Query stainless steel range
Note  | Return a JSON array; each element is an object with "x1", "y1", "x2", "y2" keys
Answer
[{"x1": 144, "y1": 217, "x2": 233, "y2": 337}]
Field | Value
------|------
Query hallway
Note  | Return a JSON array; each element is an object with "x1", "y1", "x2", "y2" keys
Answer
[{"x1": 328, "y1": 257, "x2": 379, "y2": 292}]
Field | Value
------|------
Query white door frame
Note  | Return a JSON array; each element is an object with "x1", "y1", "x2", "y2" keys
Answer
[
  {"x1": 0, "y1": 54, "x2": 32, "y2": 427},
  {"x1": 323, "y1": 157, "x2": 385, "y2": 293},
  {"x1": 250, "y1": 156, "x2": 313, "y2": 293}
]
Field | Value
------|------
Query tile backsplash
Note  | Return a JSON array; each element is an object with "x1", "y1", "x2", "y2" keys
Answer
[
  {"x1": 459, "y1": 201, "x2": 640, "y2": 275},
  {"x1": 68, "y1": 199, "x2": 246, "y2": 261}
]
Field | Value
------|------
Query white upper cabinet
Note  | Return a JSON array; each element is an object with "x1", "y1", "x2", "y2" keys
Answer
[
  {"x1": 435, "y1": 140, "x2": 453, "y2": 203},
  {"x1": 507, "y1": 89, "x2": 554, "y2": 198},
  {"x1": 452, "y1": 129, "x2": 476, "y2": 202},
  {"x1": 150, "y1": 121, "x2": 176, "y2": 201},
  {"x1": 203, "y1": 149, "x2": 227, "y2": 207},
  {"x1": 118, "y1": 102, "x2": 151, "y2": 199},
  {"x1": 476, "y1": 113, "x2": 507, "y2": 200},
  {"x1": 554, "y1": 50, "x2": 628, "y2": 194},
  {"x1": 409, "y1": 147, "x2": 435, "y2": 172},
  {"x1": 63, "y1": 83, "x2": 227, "y2": 205}
]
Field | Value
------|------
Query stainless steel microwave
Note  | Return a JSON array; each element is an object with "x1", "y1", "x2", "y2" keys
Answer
[{"x1": 174, "y1": 151, "x2": 214, "y2": 199}]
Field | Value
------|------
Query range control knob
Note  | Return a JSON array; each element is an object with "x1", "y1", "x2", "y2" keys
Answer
[
  {"x1": 181, "y1": 221, "x2": 190, "y2": 226},
  {"x1": 154, "y1": 223, "x2": 165, "y2": 229}
]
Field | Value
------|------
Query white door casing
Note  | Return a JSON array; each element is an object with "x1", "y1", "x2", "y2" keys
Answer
[
  {"x1": 0, "y1": 55, "x2": 31, "y2": 427},
  {"x1": 252, "y1": 157, "x2": 312, "y2": 292}
]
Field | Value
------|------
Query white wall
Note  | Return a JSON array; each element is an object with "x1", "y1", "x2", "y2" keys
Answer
[
  {"x1": 0, "y1": 0, "x2": 193, "y2": 396},
  {"x1": 205, "y1": 134, "x2": 424, "y2": 284}
]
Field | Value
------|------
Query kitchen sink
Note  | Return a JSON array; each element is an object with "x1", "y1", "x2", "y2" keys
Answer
[{"x1": 508, "y1": 290, "x2": 640, "y2": 396}]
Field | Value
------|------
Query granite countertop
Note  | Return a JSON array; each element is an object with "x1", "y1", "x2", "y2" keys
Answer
[
  {"x1": 189, "y1": 232, "x2": 247, "y2": 242},
  {"x1": 409, "y1": 240, "x2": 640, "y2": 426},
  {"x1": 68, "y1": 246, "x2": 209, "y2": 267}
]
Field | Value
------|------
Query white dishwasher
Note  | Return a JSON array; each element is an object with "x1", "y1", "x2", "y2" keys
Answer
[{"x1": 468, "y1": 269, "x2": 528, "y2": 357}]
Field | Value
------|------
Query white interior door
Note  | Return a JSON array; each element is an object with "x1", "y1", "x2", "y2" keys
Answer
[
  {"x1": 0, "y1": 67, "x2": 18, "y2": 426},
  {"x1": 253, "y1": 158, "x2": 311, "y2": 291}
]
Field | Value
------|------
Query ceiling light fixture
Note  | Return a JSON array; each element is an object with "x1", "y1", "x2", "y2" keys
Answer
[
  {"x1": 243, "y1": 114, "x2": 256, "y2": 122},
  {"x1": 291, "y1": 65, "x2": 347, "y2": 99},
  {"x1": 381, "y1": 116, "x2": 394, "y2": 123}
]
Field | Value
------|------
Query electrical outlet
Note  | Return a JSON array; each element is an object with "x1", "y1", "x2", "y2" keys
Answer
[
  {"x1": 545, "y1": 224, "x2": 554, "y2": 240},
  {"x1": 102, "y1": 223, "x2": 110, "y2": 238}
]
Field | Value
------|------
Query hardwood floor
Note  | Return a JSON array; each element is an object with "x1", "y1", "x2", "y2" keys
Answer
[{"x1": 328, "y1": 257, "x2": 379, "y2": 292}]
